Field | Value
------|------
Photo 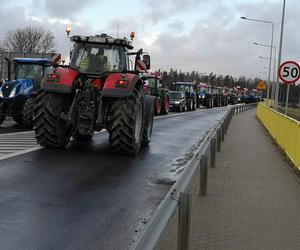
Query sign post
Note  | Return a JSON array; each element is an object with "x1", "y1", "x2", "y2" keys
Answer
[{"x1": 278, "y1": 60, "x2": 300, "y2": 115}]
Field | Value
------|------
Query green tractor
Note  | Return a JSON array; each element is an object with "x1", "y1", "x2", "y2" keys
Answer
[{"x1": 141, "y1": 74, "x2": 169, "y2": 115}]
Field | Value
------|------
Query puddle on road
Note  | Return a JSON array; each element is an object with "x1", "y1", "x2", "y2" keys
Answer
[{"x1": 150, "y1": 127, "x2": 213, "y2": 187}]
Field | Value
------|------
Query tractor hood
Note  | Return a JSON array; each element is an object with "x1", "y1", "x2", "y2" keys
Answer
[{"x1": 0, "y1": 79, "x2": 33, "y2": 99}]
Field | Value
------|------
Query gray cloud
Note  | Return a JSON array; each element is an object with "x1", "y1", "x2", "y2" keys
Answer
[
  {"x1": 167, "y1": 20, "x2": 185, "y2": 32},
  {"x1": 0, "y1": 4, "x2": 94, "y2": 60},
  {"x1": 144, "y1": 0, "x2": 207, "y2": 24},
  {"x1": 32, "y1": 0, "x2": 97, "y2": 18}
]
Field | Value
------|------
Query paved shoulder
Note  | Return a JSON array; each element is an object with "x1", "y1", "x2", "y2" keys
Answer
[{"x1": 158, "y1": 108, "x2": 300, "y2": 250}]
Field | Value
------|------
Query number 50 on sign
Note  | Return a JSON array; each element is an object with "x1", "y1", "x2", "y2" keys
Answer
[{"x1": 278, "y1": 61, "x2": 300, "y2": 84}]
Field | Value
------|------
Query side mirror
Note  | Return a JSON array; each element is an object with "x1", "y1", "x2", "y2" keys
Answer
[{"x1": 143, "y1": 54, "x2": 151, "y2": 70}]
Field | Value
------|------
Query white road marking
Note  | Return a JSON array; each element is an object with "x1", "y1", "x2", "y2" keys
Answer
[{"x1": 0, "y1": 131, "x2": 40, "y2": 160}]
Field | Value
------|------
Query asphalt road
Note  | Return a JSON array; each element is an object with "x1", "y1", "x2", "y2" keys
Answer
[{"x1": 0, "y1": 107, "x2": 229, "y2": 250}]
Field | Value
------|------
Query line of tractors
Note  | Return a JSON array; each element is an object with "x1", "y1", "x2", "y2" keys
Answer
[{"x1": 0, "y1": 32, "x2": 261, "y2": 155}]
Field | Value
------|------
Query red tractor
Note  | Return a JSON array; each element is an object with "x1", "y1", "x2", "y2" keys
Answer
[{"x1": 33, "y1": 33, "x2": 154, "y2": 155}]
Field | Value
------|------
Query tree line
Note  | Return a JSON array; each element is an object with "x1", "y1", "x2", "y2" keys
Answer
[{"x1": 159, "y1": 69, "x2": 262, "y2": 90}]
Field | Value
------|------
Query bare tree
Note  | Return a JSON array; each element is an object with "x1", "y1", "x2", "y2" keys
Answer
[{"x1": 3, "y1": 26, "x2": 56, "y2": 53}]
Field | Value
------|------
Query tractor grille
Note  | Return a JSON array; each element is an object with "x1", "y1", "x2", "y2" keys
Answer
[{"x1": 2, "y1": 84, "x2": 13, "y2": 98}]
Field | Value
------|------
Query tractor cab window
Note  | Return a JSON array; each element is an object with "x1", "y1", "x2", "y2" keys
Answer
[
  {"x1": 148, "y1": 78, "x2": 156, "y2": 89},
  {"x1": 15, "y1": 63, "x2": 45, "y2": 84},
  {"x1": 71, "y1": 43, "x2": 127, "y2": 74}
]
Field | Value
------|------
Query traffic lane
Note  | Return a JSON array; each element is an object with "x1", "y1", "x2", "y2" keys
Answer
[{"x1": 0, "y1": 107, "x2": 229, "y2": 250}]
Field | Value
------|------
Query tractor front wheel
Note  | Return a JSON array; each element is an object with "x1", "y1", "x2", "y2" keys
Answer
[
  {"x1": 22, "y1": 98, "x2": 34, "y2": 128},
  {"x1": 0, "y1": 103, "x2": 5, "y2": 126},
  {"x1": 33, "y1": 91, "x2": 72, "y2": 148},
  {"x1": 107, "y1": 84, "x2": 145, "y2": 155}
]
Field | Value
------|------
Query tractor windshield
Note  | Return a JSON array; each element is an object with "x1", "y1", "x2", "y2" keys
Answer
[
  {"x1": 70, "y1": 43, "x2": 128, "y2": 74},
  {"x1": 169, "y1": 92, "x2": 183, "y2": 99},
  {"x1": 14, "y1": 63, "x2": 47, "y2": 84},
  {"x1": 176, "y1": 84, "x2": 193, "y2": 93}
]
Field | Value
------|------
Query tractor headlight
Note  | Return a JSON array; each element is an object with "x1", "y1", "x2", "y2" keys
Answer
[
  {"x1": 9, "y1": 87, "x2": 16, "y2": 98},
  {"x1": 174, "y1": 100, "x2": 180, "y2": 104},
  {"x1": 201, "y1": 95, "x2": 205, "y2": 99},
  {"x1": 0, "y1": 89, "x2": 3, "y2": 98}
]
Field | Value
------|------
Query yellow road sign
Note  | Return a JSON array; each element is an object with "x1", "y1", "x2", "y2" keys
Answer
[{"x1": 256, "y1": 80, "x2": 267, "y2": 90}]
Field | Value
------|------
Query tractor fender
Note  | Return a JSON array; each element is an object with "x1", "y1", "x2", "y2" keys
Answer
[
  {"x1": 144, "y1": 95, "x2": 155, "y2": 127},
  {"x1": 40, "y1": 67, "x2": 79, "y2": 93},
  {"x1": 102, "y1": 73, "x2": 140, "y2": 98}
]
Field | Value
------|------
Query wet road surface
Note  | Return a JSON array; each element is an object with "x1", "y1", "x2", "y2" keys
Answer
[{"x1": 0, "y1": 107, "x2": 229, "y2": 249}]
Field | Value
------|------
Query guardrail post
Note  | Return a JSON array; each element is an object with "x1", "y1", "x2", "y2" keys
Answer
[
  {"x1": 177, "y1": 192, "x2": 192, "y2": 250},
  {"x1": 224, "y1": 118, "x2": 228, "y2": 134},
  {"x1": 199, "y1": 155, "x2": 208, "y2": 196},
  {"x1": 217, "y1": 128, "x2": 221, "y2": 152},
  {"x1": 210, "y1": 137, "x2": 216, "y2": 168},
  {"x1": 221, "y1": 123, "x2": 225, "y2": 141}
]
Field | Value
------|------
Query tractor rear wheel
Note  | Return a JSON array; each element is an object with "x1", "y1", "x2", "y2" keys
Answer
[
  {"x1": 22, "y1": 98, "x2": 34, "y2": 128},
  {"x1": 142, "y1": 101, "x2": 154, "y2": 146},
  {"x1": 33, "y1": 91, "x2": 72, "y2": 148},
  {"x1": 107, "y1": 84, "x2": 144, "y2": 155},
  {"x1": 160, "y1": 94, "x2": 169, "y2": 115},
  {"x1": 154, "y1": 97, "x2": 161, "y2": 115},
  {"x1": 187, "y1": 99, "x2": 192, "y2": 111}
]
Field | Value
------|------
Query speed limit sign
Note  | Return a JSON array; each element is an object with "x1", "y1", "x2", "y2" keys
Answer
[{"x1": 278, "y1": 60, "x2": 300, "y2": 84}]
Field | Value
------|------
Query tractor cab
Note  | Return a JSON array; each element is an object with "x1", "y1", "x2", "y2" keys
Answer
[
  {"x1": 69, "y1": 34, "x2": 150, "y2": 76},
  {"x1": 0, "y1": 58, "x2": 52, "y2": 127},
  {"x1": 0, "y1": 58, "x2": 52, "y2": 99}
]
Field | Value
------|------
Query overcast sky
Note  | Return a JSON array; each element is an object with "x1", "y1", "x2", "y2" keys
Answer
[{"x1": 0, "y1": 0, "x2": 299, "y2": 79}]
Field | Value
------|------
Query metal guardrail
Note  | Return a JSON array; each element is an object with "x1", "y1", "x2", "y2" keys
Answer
[{"x1": 133, "y1": 103, "x2": 257, "y2": 250}]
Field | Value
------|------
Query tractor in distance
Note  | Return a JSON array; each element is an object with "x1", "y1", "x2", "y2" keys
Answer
[
  {"x1": 197, "y1": 82, "x2": 214, "y2": 108},
  {"x1": 141, "y1": 73, "x2": 169, "y2": 115},
  {"x1": 174, "y1": 82, "x2": 197, "y2": 111},
  {"x1": 0, "y1": 57, "x2": 55, "y2": 127},
  {"x1": 211, "y1": 86, "x2": 227, "y2": 107},
  {"x1": 33, "y1": 33, "x2": 154, "y2": 155}
]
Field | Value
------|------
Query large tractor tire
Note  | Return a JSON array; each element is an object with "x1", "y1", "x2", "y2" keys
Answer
[
  {"x1": 0, "y1": 116, "x2": 4, "y2": 126},
  {"x1": 33, "y1": 91, "x2": 72, "y2": 148},
  {"x1": 22, "y1": 98, "x2": 34, "y2": 128},
  {"x1": 12, "y1": 114, "x2": 22, "y2": 124},
  {"x1": 160, "y1": 94, "x2": 169, "y2": 115},
  {"x1": 142, "y1": 96, "x2": 154, "y2": 146},
  {"x1": 107, "y1": 84, "x2": 145, "y2": 155},
  {"x1": 0, "y1": 103, "x2": 5, "y2": 126},
  {"x1": 192, "y1": 98, "x2": 196, "y2": 111},
  {"x1": 154, "y1": 96, "x2": 161, "y2": 115},
  {"x1": 187, "y1": 98, "x2": 193, "y2": 111}
]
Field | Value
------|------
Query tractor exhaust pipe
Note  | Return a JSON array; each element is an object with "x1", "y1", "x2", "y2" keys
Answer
[{"x1": 4, "y1": 57, "x2": 11, "y2": 81}]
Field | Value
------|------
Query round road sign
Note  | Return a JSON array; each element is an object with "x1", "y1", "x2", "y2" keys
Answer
[{"x1": 278, "y1": 60, "x2": 300, "y2": 84}]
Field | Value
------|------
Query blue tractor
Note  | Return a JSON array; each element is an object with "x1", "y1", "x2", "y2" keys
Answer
[{"x1": 0, "y1": 58, "x2": 52, "y2": 127}]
